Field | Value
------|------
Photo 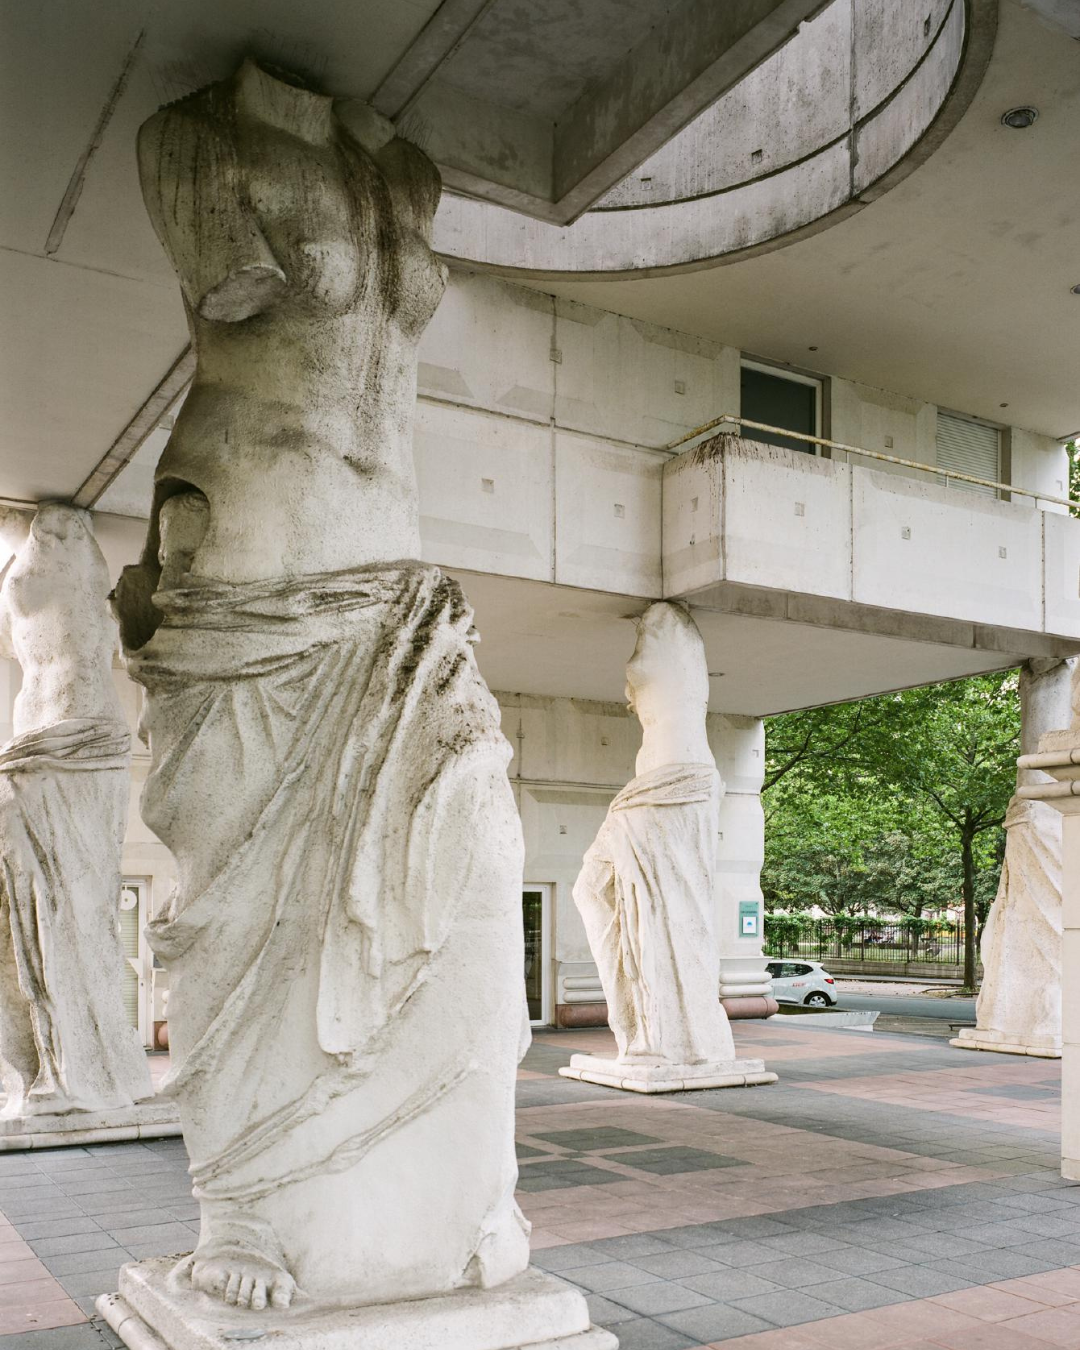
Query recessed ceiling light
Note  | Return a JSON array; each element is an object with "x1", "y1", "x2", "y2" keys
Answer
[
  {"x1": 1001, "y1": 106, "x2": 1038, "y2": 129},
  {"x1": 1000, "y1": 403, "x2": 1009, "y2": 408},
  {"x1": 1072, "y1": 283, "x2": 1080, "y2": 295},
  {"x1": 708, "y1": 671, "x2": 725, "y2": 678},
  {"x1": 808, "y1": 345, "x2": 818, "y2": 351}
]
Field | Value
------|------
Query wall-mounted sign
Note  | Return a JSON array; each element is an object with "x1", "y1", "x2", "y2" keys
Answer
[{"x1": 738, "y1": 900, "x2": 760, "y2": 938}]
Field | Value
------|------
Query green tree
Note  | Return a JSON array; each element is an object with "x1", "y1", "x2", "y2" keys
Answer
[{"x1": 764, "y1": 671, "x2": 1020, "y2": 989}]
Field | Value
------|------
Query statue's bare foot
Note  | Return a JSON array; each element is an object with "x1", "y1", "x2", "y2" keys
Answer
[{"x1": 189, "y1": 1250, "x2": 296, "y2": 1311}]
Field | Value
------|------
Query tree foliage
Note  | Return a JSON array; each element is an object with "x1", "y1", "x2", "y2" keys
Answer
[{"x1": 762, "y1": 670, "x2": 1019, "y2": 984}]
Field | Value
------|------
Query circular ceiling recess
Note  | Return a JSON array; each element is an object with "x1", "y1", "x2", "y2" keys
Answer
[{"x1": 432, "y1": 0, "x2": 998, "y2": 279}]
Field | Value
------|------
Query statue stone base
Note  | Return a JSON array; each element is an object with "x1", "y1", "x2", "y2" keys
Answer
[
  {"x1": 559, "y1": 1054, "x2": 776, "y2": 1094},
  {"x1": 98, "y1": 1261, "x2": 617, "y2": 1350},
  {"x1": 0, "y1": 1098, "x2": 180, "y2": 1151},
  {"x1": 951, "y1": 1027, "x2": 1061, "y2": 1058}
]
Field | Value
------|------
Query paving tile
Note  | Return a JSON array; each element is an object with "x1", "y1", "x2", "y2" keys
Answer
[
  {"x1": 608, "y1": 1148, "x2": 745, "y2": 1175},
  {"x1": 865, "y1": 1266, "x2": 978, "y2": 1297},
  {"x1": 566, "y1": 1261, "x2": 662, "y2": 1293},
  {"x1": 677, "y1": 1268, "x2": 782, "y2": 1301},
  {"x1": 632, "y1": 1250, "x2": 724, "y2": 1279},
  {"x1": 726, "y1": 1289, "x2": 846, "y2": 1327},
  {"x1": 598, "y1": 1316, "x2": 703, "y2": 1349},
  {"x1": 533, "y1": 1130, "x2": 661, "y2": 1152},
  {"x1": 658, "y1": 1303, "x2": 776, "y2": 1342},
  {"x1": 531, "y1": 1245, "x2": 610, "y2": 1273},
  {"x1": 610, "y1": 1281, "x2": 716, "y2": 1316},
  {"x1": 927, "y1": 1322, "x2": 1066, "y2": 1348},
  {"x1": 28, "y1": 1234, "x2": 120, "y2": 1260},
  {"x1": 991, "y1": 1308, "x2": 1080, "y2": 1346},
  {"x1": 799, "y1": 1277, "x2": 912, "y2": 1313},
  {"x1": 749, "y1": 1257, "x2": 851, "y2": 1289},
  {"x1": 590, "y1": 1235, "x2": 679, "y2": 1260},
  {"x1": 932, "y1": 1285, "x2": 1064, "y2": 1321},
  {"x1": 56, "y1": 1268, "x2": 126, "y2": 1298},
  {"x1": 698, "y1": 1241, "x2": 777, "y2": 1268},
  {"x1": 41, "y1": 1250, "x2": 133, "y2": 1278},
  {"x1": 584, "y1": 1293, "x2": 641, "y2": 1326},
  {"x1": 812, "y1": 1247, "x2": 912, "y2": 1277}
]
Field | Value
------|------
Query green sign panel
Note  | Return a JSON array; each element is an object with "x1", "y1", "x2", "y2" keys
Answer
[{"x1": 738, "y1": 900, "x2": 760, "y2": 938}]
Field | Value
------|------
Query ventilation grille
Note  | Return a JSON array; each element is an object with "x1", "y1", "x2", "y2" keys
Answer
[
  {"x1": 936, "y1": 413, "x2": 1000, "y2": 497},
  {"x1": 119, "y1": 884, "x2": 141, "y2": 1028}
]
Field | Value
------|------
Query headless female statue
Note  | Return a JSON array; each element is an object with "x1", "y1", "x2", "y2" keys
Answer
[
  {"x1": 117, "y1": 61, "x2": 528, "y2": 1313},
  {"x1": 0, "y1": 505, "x2": 150, "y2": 1116}
]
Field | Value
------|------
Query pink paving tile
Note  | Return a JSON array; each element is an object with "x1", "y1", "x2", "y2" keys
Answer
[
  {"x1": 927, "y1": 1323, "x2": 1067, "y2": 1348},
  {"x1": 708, "y1": 1329, "x2": 820, "y2": 1348},
  {"x1": 0, "y1": 1297, "x2": 86, "y2": 1336},
  {"x1": 990, "y1": 1280, "x2": 1080, "y2": 1309},
  {"x1": 992, "y1": 1310, "x2": 1080, "y2": 1346},
  {"x1": 865, "y1": 1302, "x2": 983, "y2": 1338},
  {"x1": 1024, "y1": 1270, "x2": 1080, "y2": 1301},
  {"x1": 799, "y1": 1311, "x2": 925, "y2": 1349},
  {"x1": 931, "y1": 1287, "x2": 1059, "y2": 1322}
]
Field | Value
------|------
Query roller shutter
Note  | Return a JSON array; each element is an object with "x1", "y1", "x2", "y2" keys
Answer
[{"x1": 936, "y1": 413, "x2": 999, "y2": 497}]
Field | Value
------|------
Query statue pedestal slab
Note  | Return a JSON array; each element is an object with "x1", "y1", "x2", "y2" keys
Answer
[
  {"x1": 0, "y1": 1098, "x2": 180, "y2": 1151},
  {"x1": 951, "y1": 1027, "x2": 1062, "y2": 1058},
  {"x1": 559, "y1": 1054, "x2": 777, "y2": 1093},
  {"x1": 98, "y1": 1257, "x2": 618, "y2": 1350}
]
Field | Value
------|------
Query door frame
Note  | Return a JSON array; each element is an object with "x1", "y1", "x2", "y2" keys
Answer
[
  {"x1": 120, "y1": 877, "x2": 151, "y2": 1046},
  {"x1": 523, "y1": 882, "x2": 554, "y2": 1027}
]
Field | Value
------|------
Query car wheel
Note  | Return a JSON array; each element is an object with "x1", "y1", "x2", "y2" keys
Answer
[{"x1": 804, "y1": 992, "x2": 830, "y2": 1008}]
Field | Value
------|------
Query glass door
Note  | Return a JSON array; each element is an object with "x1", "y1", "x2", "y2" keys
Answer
[{"x1": 522, "y1": 885, "x2": 551, "y2": 1025}]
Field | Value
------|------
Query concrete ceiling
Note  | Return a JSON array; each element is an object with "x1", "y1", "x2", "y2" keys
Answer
[
  {"x1": 536, "y1": 0, "x2": 1080, "y2": 442},
  {"x1": 1, "y1": 0, "x2": 1077, "y2": 513}
]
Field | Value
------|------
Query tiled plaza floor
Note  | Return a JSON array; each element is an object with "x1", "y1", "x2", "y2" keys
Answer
[{"x1": 4, "y1": 1020, "x2": 1080, "y2": 1348}]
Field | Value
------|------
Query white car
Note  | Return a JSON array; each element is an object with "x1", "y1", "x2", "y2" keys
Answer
[{"x1": 765, "y1": 960, "x2": 837, "y2": 1007}]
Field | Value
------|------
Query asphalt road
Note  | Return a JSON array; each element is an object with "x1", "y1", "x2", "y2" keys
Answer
[{"x1": 836, "y1": 991, "x2": 976, "y2": 1022}]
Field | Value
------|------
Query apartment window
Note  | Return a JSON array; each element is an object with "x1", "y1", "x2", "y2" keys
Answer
[
  {"x1": 936, "y1": 412, "x2": 1000, "y2": 496},
  {"x1": 740, "y1": 360, "x2": 822, "y2": 455}
]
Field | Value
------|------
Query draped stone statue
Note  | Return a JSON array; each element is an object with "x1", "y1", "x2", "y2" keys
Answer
[
  {"x1": 560, "y1": 602, "x2": 775, "y2": 1094},
  {"x1": 102, "y1": 60, "x2": 611, "y2": 1350},
  {"x1": 0, "y1": 506, "x2": 151, "y2": 1118},
  {"x1": 953, "y1": 657, "x2": 1073, "y2": 1058}
]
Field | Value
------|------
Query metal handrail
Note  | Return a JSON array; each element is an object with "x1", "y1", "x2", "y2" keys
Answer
[{"x1": 663, "y1": 413, "x2": 1076, "y2": 513}]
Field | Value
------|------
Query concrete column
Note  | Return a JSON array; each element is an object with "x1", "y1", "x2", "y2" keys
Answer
[{"x1": 709, "y1": 714, "x2": 778, "y2": 1019}]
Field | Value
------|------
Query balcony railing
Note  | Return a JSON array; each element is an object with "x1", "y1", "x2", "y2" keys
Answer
[{"x1": 664, "y1": 414, "x2": 1075, "y2": 513}]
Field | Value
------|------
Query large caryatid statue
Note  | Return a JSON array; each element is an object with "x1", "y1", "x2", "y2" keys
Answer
[
  {"x1": 0, "y1": 506, "x2": 151, "y2": 1118},
  {"x1": 954, "y1": 657, "x2": 1073, "y2": 1059},
  {"x1": 105, "y1": 60, "x2": 609, "y2": 1350},
  {"x1": 560, "y1": 602, "x2": 774, "y2": 1094}
]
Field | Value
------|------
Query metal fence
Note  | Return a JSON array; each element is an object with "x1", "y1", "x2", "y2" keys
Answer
[{"x1": 764, "y1": 918, "x2": 964, "y2": 966}]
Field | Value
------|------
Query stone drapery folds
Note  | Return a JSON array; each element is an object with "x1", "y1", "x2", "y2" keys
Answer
[{"x1": 0, "y1": 507, "x2": 150, "y2": 1117}]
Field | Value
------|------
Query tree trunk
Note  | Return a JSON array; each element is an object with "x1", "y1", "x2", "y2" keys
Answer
[{"x1": 961, "y1": 828, "x2": 977, "y2": 990}]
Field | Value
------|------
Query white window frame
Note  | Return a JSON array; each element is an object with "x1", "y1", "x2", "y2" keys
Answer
[
  {"x1": 523, "y1": 882, "x2": 553, "y2": 1027},
  {"x1": 740, "y1": 357, "x2": 824, "y2": 455}
]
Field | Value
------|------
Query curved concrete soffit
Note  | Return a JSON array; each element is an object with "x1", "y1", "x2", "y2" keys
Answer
[{"x1": 432, "y1": 0, "x2": 998, "y2": 280}]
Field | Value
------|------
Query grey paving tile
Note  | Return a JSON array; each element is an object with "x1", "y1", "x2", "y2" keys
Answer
[
  {"x1": 865, "y1": 1265, "x2": 981, "y2": 1297},
  {"x1": 711, "y1": 1216, "x2": 794, "y2": 1240},
  {"x1": 12, "y1": 1217, "x2": 104, "y2": 1241},
  {"x1": 589, "y1": 1234, "x2": 676, "y2": 1260},
  {"x1": 884, "y1": 1232, "x2": 990, "y2": 1260},
  {"x1": 530, "y1": 1245, "x2": 608, "y2": 1273},
  {"x1": 584, "y1": 1293, "x2": 640, "y2": 1326},
  {"x1": 2, "y1": 1328, "x2": 113, "y2": 1349},
  {"x1": 597, "y1": 1317, "x2": 702, "y2": 1349},
  {"x1": 124, "y1": 1235, "x2": 196, "y2": 1260},
  {"x1": 751, "y1": 1230, "x2": 848, "y2": 1256},
  {"x1": 532, "y1": 1129, "x2": 660, "y2": 1151},
  {"x1": 1012, "y1": 1238, "x2": 1080, "y2": 1266},
  {"x1": 610, "y1": 1282, "x2": 716, "y2": 1316},
  {"x1": 566, "y1": 1261, "x2": 661, "y2": 1293},
  {"x1": 960, "y1": 1221, "x2": 1046, "y2": 1248},
  {"x1": 726, "y1": 1288, "x2": 845, "y2": 1328},
  {"x1": 698, "y1": 1239, "x2": 776, "y2": 1268},
  {"x1": 42, "y1": 1248, "x2": 133, "y2": 1277},
  {"x1": 610, "y1": 1148, "x2": 744, "y2": 1175},
  {"x1": 29, "y1": 1231, "x2": 120, "y2": 1259},
  {"x1": 1009, "y1": 1212, "x2": 1080, "y2": 1239},
  {"x1": 632, "y1": 1250, "x2": 723, "y2": 1279},
  {"x1": 57, "y1": 1267, "x2": 127, "y2": 1297},
  {"x1": 748, "y1": 1257, "x2": 846, "y2": 1289},
  {"x1": 104, "y1": 1223, "x2": 196, "y2": 1249},
  {"x1": 805, "y1": 1277, "x2": 912, "y2": 1312},
  {"x1": 964, "y1": 1248, "x2": 1065, "y2": 1279},
  {"x1": 812, "y1": 1246, "x2": 911, "y2": 1277},
  {"x1": 677, "y1": 1268, "x2": 782, "y2": 1301},
  {"x1": 658, "y1": 1303, "x2": 775, "y2": 1342},
  {"x1": 642, "y1": 1223, "x2": 736, "y2": 1249}
]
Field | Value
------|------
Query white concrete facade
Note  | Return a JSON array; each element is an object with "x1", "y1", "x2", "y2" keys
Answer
[{"x1": 9, "y1": 267, "x2": 1074, "y2": 1031}]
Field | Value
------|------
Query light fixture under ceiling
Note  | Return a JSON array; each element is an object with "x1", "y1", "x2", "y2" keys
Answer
[{"x1": 1001, "y1": 106, "x2": 1038, "y2": 129}]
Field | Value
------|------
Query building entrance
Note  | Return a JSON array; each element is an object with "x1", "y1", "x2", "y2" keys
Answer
[{"x1": 523, "y1": 885, "x2": 552, "y2": 1025}]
